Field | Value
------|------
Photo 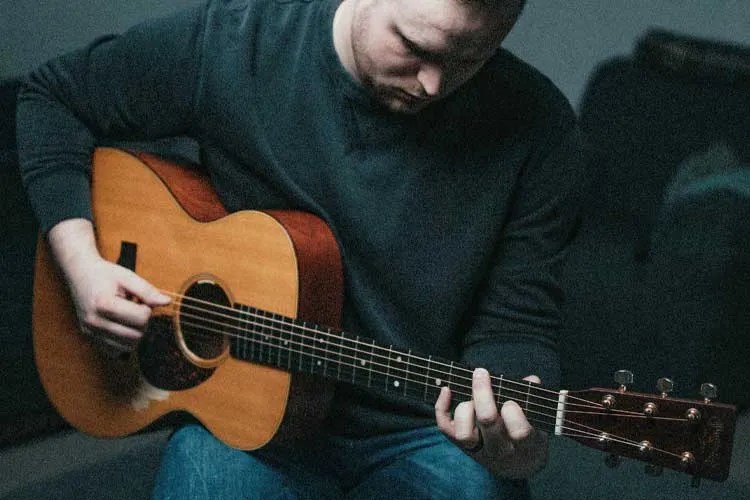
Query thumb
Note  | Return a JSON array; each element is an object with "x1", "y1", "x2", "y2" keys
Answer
[{"x1": 119, "y1": 270, "x2": 171, "y2": 307}]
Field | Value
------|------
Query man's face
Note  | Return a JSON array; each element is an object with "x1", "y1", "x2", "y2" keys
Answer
[{"x1": 348, "y1": 0, "x2": 521, "y2": 114}]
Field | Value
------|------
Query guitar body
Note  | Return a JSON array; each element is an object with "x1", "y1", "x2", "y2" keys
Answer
[{"x1": 33, "y1": 148, "x2": 342, "y2": 449}]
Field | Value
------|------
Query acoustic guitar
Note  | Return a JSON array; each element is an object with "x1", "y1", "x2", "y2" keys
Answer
[{"x1": 33, "y1": 148, "x2": 737, "y2": 483}]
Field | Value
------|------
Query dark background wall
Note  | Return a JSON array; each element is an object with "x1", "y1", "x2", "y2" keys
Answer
[{"x1": 1, "y1": 0, "x2": 749, "y2": 108}]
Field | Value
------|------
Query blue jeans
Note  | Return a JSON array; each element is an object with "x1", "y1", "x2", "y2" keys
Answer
[{"x1": 152, "y1": 424, "x2": 530, "y2": 500}]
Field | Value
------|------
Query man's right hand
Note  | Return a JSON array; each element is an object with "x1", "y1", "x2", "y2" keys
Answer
[{"x1": 48, "y1": 218, "x2": 171, "y2": 356}]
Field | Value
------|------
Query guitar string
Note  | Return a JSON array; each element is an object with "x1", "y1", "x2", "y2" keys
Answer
[
  {"x1": 160, "y1": 290, "x2": 618, "y2": 412},
  {"x1": 170, "y1": 304, "x2": 690, "y2": 426},
  {"x1": 163, "y1": 316, "x2": 690, "y2": 461},
  {"x1": 172, "y1": 303, "x2": 599, "y2": 415},
  {"x1": 167, "y1": 295, "x2": 691, "y2": 420},
  {"x1": 177, "y1": 309, "x2": 688, "y2": 424},
  {"x1": 175, "y1": 309, "x2": 563, "y2": 415},
  {"x1": 164, "y1": 301, "x2": 684, "y2": 456},
  {"x1": 165, "y1": 293, "x2": 689, "y2": 421}
]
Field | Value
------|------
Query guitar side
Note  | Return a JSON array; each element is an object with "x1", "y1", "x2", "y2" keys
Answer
[{"x1": 32, "y1": 148, "x2": 340, "y2": 450}]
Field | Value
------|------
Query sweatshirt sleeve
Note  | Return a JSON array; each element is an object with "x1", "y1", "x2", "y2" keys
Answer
[
  {"x1": 16, "y1": 4, "x2": 207, "y2": 233},
  {"x1": 460, "y1": 112, "x2": 588, "y2": 390}
]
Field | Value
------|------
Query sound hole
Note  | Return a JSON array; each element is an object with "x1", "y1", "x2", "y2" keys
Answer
[{"x1": 178, "y1": 280, "x2": 232, "y2": 362}]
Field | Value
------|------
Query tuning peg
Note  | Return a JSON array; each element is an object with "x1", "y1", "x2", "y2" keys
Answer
[
  {"x1": 645, "y1": 464, "x2": 663, "y2": 477},
  {"x1": 656, "y1": 377, "x2": 673, "y2": 398},
  {"x1": 604, "y1": 454, "x2": 622, "y2": 468},
  {"x1": 614, "y1": 370, "x2": 633, "y2": 392},
  {"x1": 700, "y1": 383, "x2": 717, "y2": 403}
]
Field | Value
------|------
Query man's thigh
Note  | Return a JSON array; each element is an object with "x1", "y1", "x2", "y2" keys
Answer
[
  {"x1": 340, "y1": 427, "x2": 530, "y2": 500},
  {"x1": 152, "y1": 425, "x2": 341, "y2": 500}
]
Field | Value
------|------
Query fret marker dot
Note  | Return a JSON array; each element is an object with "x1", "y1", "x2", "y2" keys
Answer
[
  {"x1": 316, "y1": 361, "x2": 322, "y2": 366},
  {"x1": 393, "y1": 380, "x2": 400, "y2": 388},
  {"x1": 435, "y1": 378, "x2": 442, "y2": 386},
  {"x1": 360, "y1": 360, "x2": 367, "y2": 366},
  {"x1": 396, "y1": 356, "x2": 402, "y2": 362}
]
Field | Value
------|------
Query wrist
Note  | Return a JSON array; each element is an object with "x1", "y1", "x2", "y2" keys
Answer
[{"x1": 47, "y1": 218, "x2": 100, "y2": 275}]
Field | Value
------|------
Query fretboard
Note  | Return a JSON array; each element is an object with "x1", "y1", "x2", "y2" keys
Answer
[{"x1": 220, "y1": 302, "x2": 564, "y2": 435}]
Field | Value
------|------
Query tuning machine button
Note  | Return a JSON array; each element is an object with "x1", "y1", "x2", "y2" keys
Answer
[
  {"x1": 656, "y1": 377, "x2": 673, "y2": 398},
  {"x1": 700, "y1": 383, "x2": 717, "y2": 403},
  {"x1": 614, "y1": 370, "x2": 633, "y2": 392}
]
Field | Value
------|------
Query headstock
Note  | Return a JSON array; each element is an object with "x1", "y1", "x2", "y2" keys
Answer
[{"x1": 562, "y1": 372, "x2": 737, "y2": 483}]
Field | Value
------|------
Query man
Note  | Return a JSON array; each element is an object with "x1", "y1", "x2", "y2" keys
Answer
[{"x1": 17, "y1": 0, "x2": 585, "y2": 498}]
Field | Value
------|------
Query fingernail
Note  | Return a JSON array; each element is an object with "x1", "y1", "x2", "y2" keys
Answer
[{"x1": 474, "y1": 368, "x2": 489, "y2": 380}]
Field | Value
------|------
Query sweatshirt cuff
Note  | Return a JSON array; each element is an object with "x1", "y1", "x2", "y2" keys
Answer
[{"x1": 25, "y1": 169, "x2": 92, "y2": 234}]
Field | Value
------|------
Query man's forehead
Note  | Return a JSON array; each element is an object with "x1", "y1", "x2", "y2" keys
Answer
[{"x1": 395, "y1": 0, "x2": 511, "y2": 56}]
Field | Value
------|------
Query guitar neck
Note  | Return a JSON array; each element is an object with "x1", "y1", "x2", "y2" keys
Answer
[{"x1": 225, "y1": 302, "x2": 564, "y2": 435}]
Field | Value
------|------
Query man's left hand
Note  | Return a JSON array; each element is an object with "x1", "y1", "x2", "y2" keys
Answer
[{"x1": 434, "y1": 368, "x2": 548, "y2": 479}]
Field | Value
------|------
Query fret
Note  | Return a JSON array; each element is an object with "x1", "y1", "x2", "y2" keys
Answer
[
  {"x1": 367, "y1": 338, "x2": 375, "y2": 388},
  {"x1": 331, "y1": 331, "x2": 352, "y2": 383},
  {"x1": 280, "y1": 315, "x2": 293, "y2": 370},
  {"x1": 276, "y1": 316, "x2": 291, "y2": 369},
  {"x1": 314, "y1": 325, "x2": 328, "y2": 377},
  {"x1": 403, "y1": 350, "x2": 429, "y2": 402},
  {"x1": 229, "y1": 305, "x2": 240, "y2": 359},
  {"x1": 321, "y1": 327, "x2": 337, "y2": 380},
  {"x1": 259, "y1": 311, "x2": 274, "y2": 365},
  {"x1": 423, "y1": 356, "x2": 432, "y2": 403},
  {"x1": 352, "y1": 335, "x2": 361, "y2": 384},
  {"x1": 496, "y1": 374, "x2": 504, "y2": 405},
  {"x1": 257, "y1": 307, "x2": 268, "y2": 363},
  {"x1": 403, "y1": 350, "x2": 411, "y2": 397},
  {"x1": 423, "y1": 355, "x2": 448, "y2": 403},
  {"x1": 525, "y1": 380, "x2": 532, "y2": 413},
  {"x1": 369, "y1": 339, "x2": 389, "y2": 390},
  {"x1": 269, "y1": 312, "x2": 278, "y2": 367},
  {"x1": 311, "y1": 323, "x2": 326, "y2": 376},
  {"x1": 347, "y1": 334, "x2": 373, "y2": 388},
  {"x1": 247, "y1": 305, "x2": 259, "y2": 362},
  {"x1": 385, "y1": 348, "x2": 409, "y2": 394},
  {"x1": 273, "y1": 313, "x2": 286, "y2": 369},
  {"x1": 336, "y1": 329, "x2": 343, "y2": 381},
  {"x1": 385, "y1": 345, "x2": 393, "y2": 392},
  {"x1": 240, "y1": 305, "x2": 249, "y2": 361},
  {"x1": 235, "y1": 304, "x2": 246, "y2": 361},
  {"x1": 260, "y1": 312, "x2": 274, "y2": 365},
  {"x1": 337, "y1": 331, "x2": 352, "y2": 383},
  {"x1": 297, "y1": 320, "x2": 305, "y2": 372},
  {"x1": 300, "y1": 322, "x2": 315, "y2": 375}
]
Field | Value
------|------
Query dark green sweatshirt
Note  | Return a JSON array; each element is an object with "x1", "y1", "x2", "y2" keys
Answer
[{"x1": 17, "y1": 0, "x2": 585, "y2": 436}]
